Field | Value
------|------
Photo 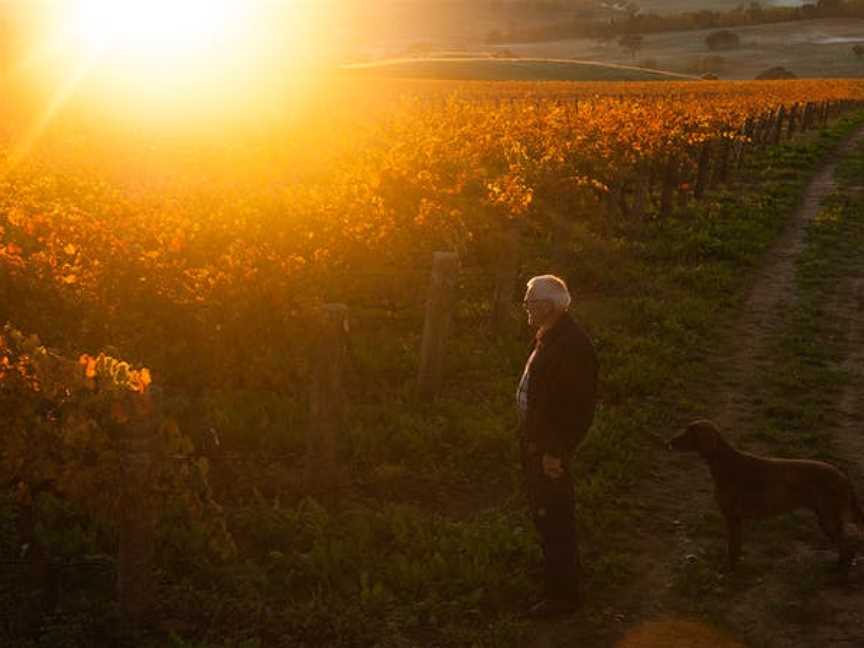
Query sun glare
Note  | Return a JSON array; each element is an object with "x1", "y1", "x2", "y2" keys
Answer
[
  {"x1": 72, "y1": 0, "x2": 247, "y2": 60},
  {"x1": 41, "y1": 0, "x2": 279, "y2": 126},
  {"x1": 26, "y1": 0, "x2": 321, "y2": 128},
  {"x1": 3, "y1": 0, "x2": 333, "y2": 143}
]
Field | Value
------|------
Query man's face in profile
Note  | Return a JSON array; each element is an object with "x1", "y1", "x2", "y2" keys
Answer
[{"x1": 523, "y1": 289, "x2": 552, "y2": 329}]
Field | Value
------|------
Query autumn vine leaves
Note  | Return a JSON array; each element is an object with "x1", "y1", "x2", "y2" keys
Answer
[{"x1": 0, "y1": 78, "x2": 862, "y2": 576}]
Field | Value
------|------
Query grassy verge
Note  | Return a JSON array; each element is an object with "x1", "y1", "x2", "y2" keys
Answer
[{"x1": 667, "y1": 129, "x2": 864, "y2": 639}]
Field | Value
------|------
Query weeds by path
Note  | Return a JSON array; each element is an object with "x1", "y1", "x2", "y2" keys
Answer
[{"x1": 638, "y1": 124, "x2": 864, "y2": 648}]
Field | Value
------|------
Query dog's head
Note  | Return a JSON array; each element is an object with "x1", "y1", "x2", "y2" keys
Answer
[{"x1": 668, "y1": 419, "x2": 723, "y2": 457}]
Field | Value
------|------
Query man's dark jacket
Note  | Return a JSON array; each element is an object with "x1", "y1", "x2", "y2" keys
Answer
[{"x1": 522, "y1": 313, "x2": 598, "y2": 458}]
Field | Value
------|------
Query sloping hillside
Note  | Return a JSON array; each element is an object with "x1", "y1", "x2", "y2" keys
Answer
[{"x1": 340, "y1": 57, "x2": 697, "y2": 81}]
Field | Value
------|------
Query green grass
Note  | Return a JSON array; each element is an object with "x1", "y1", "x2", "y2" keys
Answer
[
  {"x1": 158, "y1": 114, "x2": 864, "y2": 647},
  {"x1": 5, "y1": 115, "x2": 864, "y2": 647},
  {"x1": 663, "y1": 127, "x2": 864, "y2": 644},
  {"x1": 744, "y1": 140, "x2": 864, "y2": 460}
]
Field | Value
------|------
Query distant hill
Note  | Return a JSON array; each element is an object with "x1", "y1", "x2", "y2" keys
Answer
[
  {"x1": 340, "y1": 57, "x2": 697, "y2": 81},
  {"x1": 500, "y1": 17, "x2": 864, "y2": 80}
]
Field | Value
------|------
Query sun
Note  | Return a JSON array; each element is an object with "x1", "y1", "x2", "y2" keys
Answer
[
  {"x1": 44, "y1": 0, "x2": 276, "y2": 125},
  {"x1": 14, "y1": 0, "x2": 330, "y2": 135},
  {"x1": 71, "y1": 0, "x2": 247, "y2": 60}
]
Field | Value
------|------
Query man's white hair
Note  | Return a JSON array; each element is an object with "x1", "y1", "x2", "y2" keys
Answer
[{"x1": 526, "y1": 275, "x2": 571, "y2": 309}]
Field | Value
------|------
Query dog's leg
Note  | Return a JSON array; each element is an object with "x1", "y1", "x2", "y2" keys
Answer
[
  {"x1": 817, "y1": 509, "x2": 853, "y2": 574},
  {"x1": 724, "y1": 512, "x2": 743, "y2": 571},
  {"x1": 837, "y1": 528, "x2": 855, "y2": 575}
]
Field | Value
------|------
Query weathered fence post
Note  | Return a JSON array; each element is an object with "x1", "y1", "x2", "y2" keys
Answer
[
  {"x1": 788, "y1": 103, "x2": 800, "y2": 137},
  {"x1": 15, "y1": 481, "x2": 57, "y2": 632},
  {"x1": 417, "y1": 252, "x2": 458, "y2": 399},
  {"x1": 772, "y1": 106, "x2": 786, "y2": 145},
  {"x1": 676, "y1": 169, "x2": 690, "y2": 212},
  {"x1": 305, "y1": 304, "x2": 348, "y2": 492},
  {"x1": 632, "y1": 176, "x2": 649, "y2": 220},
  {"x1": 735, "y1": 118, "x2": 754, "y2": 171},
  {"x1": 118, "y1": 390, "x2": 159, "y2": 629},
  {"x1": 694, "y1": 141, "x2": 712, "y2": 200},
  {"x1": 751, "y1": 116, "x2": 762, "y2": 149},
  {"x1": 711, "y1": 138, "x2": 731, "y2": 186},
  {"x1": 617, "y1": 182, "x2": 634, "y2": 218},
  {"x1": 491, "y1": 226, "x2": 521, "y2": 339},
  {"x1": 604, "y1": 183, "x2": 620, "y2": 218},
  {"x1": 659, "y1": 156, "x2": 677, "y2": 218},
  {"x1": 765, "y1": 110, "x2": 777, "y2": 145},
  {"x1": 758, "y1": 111, "x2": 772, "y2": 147}
]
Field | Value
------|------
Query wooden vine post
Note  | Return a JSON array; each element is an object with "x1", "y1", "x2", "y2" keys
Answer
[
  {"x1": 676, "y1": 170, "x2": 690, "y2": 211},
  {"x1": 757, "y1": 112, "x2": 771, "y2": 147},
  {"x1": 417, "y1": 252, "x2": 458, "y2": 399},
  {"x1": 117, "y1": 389, "x2": 160, "y2": 629},
  {"x1": 788, "y1": 103, "x2": 800, "y2": 137},
  {"x1": 772, "y1": 105, "x2": 786, "y2": 145},
  {"x1": 694, "y1": 140, "x2": 712, "y2": 201},
  {"x1": 604, "y1": 183, "x2": 620, "y2": 218},
  {"x1": 736, "y1": 117, "x2": 755, "y2": 171},
  {"x1": 714, "y1": 137, "x2": 731, "y2": 186},
  {"x1": 659, "y1": 156, "x2": 677, "y2": 218},
  {"x1": 15, "y1": 481, "x2": 56, "y2": 631},
  {"x1": 305, "y1": 304, "x2": 349, "y2": 493},
  {"x1": 632, "y1": 174, "x2": 649, "y2": 220}
]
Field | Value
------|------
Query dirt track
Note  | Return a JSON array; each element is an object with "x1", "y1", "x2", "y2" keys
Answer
[
  {"x1": 530, "y1": 126, "x2": 864, "y2": 647},
  {"x1": 621, "y1": 126, "x2": 864, "y2": 647}
]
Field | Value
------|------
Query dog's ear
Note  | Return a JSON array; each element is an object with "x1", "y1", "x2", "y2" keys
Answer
[{"x1": 693, "y1": 420, "x2": 720, "y2": 455}]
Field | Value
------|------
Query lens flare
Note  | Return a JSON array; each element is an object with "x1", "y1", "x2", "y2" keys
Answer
[{"x1": 71, "y1": 0, "x2": 247, "y2": 60}]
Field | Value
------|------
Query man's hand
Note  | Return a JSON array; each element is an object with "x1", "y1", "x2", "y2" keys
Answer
[{"x1": 542, "y1": 454, "x2": 564, "y2": 479}]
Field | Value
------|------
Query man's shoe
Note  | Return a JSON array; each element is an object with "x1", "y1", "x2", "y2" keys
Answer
[{"x1": 526, "y1": 597, "x2": 579, "y2": 619}]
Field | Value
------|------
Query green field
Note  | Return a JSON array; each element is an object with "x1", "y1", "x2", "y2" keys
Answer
[{"x1": 340, "y1": 57, "x2": 697, "y2": 81}]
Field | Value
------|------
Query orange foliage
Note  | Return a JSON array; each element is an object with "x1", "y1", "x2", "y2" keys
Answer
[{"x1": 0, "y1": 79, "x2": 861, "y2": 394}]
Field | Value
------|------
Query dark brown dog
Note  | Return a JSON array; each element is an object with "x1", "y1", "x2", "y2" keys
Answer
[{"x1": 668, "y1": 419, "x2": 864, "y2": 572}]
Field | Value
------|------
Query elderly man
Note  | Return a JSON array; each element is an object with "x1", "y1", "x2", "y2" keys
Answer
[{"x1": 517, "y1": 274, "x2": 598, "y2": 618}]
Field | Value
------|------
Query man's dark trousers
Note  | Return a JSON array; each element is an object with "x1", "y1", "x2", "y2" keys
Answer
[
  {"x1": 520, "y1": 438, "x2": 580, "y2": 600},
  {"x1": 518, "y1": 313, "x2": 596, "y2": 601}
]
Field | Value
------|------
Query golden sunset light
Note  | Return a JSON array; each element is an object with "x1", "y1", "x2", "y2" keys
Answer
[
  {"x1": 3, "y1": 0, "x2": 864, "y2": 645},
  {"x1": 2, "y1": 0, "x2": 330, "y2": 131},
  {"x1": 70, "y1": 0, "x2": 248, "y2": 58}
]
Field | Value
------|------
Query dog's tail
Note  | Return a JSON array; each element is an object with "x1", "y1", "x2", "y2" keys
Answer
[{"x1": 851, "y1": 485, "x2": 864, "y2": 529}]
